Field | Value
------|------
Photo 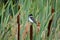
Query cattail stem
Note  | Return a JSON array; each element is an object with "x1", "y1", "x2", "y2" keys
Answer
[
  {"x1": 17, "y1": 14, "x2": 20, "y2": 40},
  {"x1": 47, "y1": 8, "x2": 55, "y2": 37},
  {"x1": 30, "y1": 24, "x2": 33, "y2": 40},
  {"x1": 17, "y1": 5, "x2": 20, "y2": 40},
  {"x1": 47, "y1": 19, "x2": 53, "y2": 36}
]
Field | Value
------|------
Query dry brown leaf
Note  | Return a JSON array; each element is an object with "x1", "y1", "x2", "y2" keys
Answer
[
  {"x1": 22, "y1": 22, "x2": 30, "y2": 40},
  {"x1": 37, "y1": 21, "x2": 40, "y2": 32}
]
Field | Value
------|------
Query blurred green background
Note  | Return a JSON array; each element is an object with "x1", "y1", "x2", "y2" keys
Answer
[{"x1": 0, "y1": 0, "x2": 60, "y2": 40}]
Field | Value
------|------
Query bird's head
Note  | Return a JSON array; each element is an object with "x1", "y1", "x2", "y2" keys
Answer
[{"x1": 29, "y1": 14, "x2": 33, "y2": 17}]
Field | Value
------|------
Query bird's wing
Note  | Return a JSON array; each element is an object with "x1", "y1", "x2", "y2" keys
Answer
[{"x1": 30, "y1": 17, "x2": 36, "y2": 24}]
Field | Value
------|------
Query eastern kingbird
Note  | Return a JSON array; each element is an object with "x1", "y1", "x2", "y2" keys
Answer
[{"x1": 28, "y1": 14, "x2": 36, "y2": 24}]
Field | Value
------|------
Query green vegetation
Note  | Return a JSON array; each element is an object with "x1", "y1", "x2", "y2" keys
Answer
[{"x1": 0, "y1": 0, "x2": 60, "y2": 40}]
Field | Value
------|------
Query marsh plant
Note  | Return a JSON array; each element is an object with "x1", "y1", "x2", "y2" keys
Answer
[{"x1": 0, "y1": 0, "x2": 60, "y2": 40}]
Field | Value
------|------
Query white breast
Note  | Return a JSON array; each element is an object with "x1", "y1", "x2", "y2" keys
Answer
[{"x1": 29, "y1": 17, "x2": 33, "y2": 23}]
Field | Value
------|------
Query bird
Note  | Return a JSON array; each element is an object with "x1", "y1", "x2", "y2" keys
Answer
[{"x1": 28, "y1": 14, "x2": 36, "y2": 24}]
